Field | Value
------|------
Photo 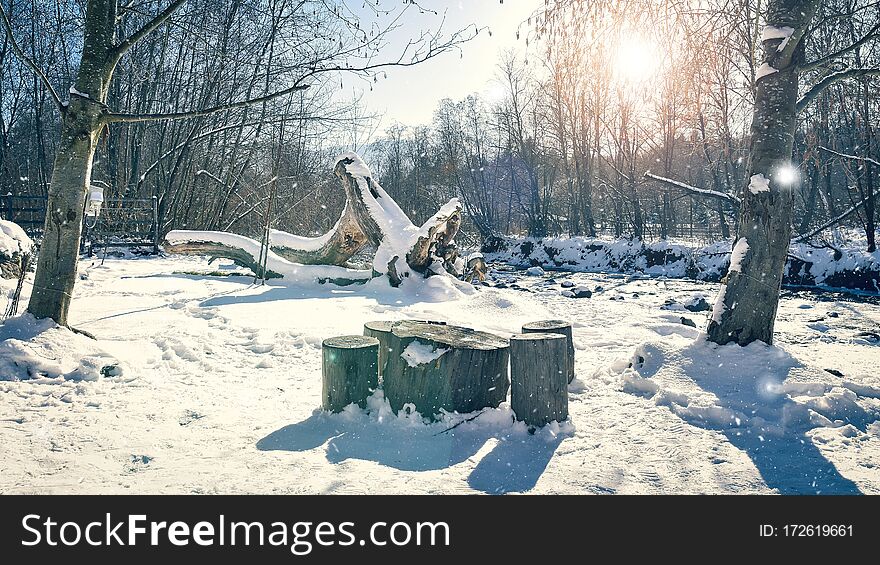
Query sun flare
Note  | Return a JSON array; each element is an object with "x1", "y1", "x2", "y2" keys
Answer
[{"x1": 611, "y1": 36, "x2": 660, "y2": 84}]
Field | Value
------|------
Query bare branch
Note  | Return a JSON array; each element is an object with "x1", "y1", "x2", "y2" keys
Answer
[
  {"x1": 644, "y1": 172, "x2": 742, "y2": 208},
  {"x1": 797, "y1": 67, "x2": 880, "y2": 113},
  {"x1": 104, "y1": 26, "x2": 478, "y2": 125},
  {"x1": 105, "y1": 83, "x2": 311, "y2": 123},
  {"x1": 819, "y1": 146, "x2": 880, "y2": 168},
  {"x1": 0, "y1": 2, "x2": 63, "y2": 110},
  {"x1": 801, "y1": 21, "x2": 880, "y2": 72},
  {"x1": 795, "y1": 186, "x2": 880, "y2": 242},
  {"x1": 113, "y1": 0, "x2": 188, "y2": 59}
]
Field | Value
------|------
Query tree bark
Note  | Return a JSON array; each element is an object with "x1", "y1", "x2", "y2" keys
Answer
[
  {"x1": 707, "y1": 0, "x2": 820, "y2": 346},
  {"x1": 363, "y1": 320, "x2": 394, "y2": 377},
  {"x1": 322, "y1": 335, "x2": 379, "y2": 412},
  {"x1": 522, "y1": 320, "x2": 575, "y2": 383},
  {"x1": 27, "y1": 0, "x2": 117, "y2": 325},
  {"x1": 509, "y1": 333, "x2": 569, "y2": 427},
  {"x1": 382, "y1": 321, "x2": 509, "y2": 420}
]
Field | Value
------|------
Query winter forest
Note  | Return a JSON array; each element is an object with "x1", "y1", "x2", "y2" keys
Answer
[{"x1": 0, "y1": 0, "x2": 879, "y2": 495}]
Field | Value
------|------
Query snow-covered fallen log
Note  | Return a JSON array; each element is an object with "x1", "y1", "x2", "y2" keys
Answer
[
  {"x1": 165, "y1": 152, "x2": 467, "y2": 287},
  {"x1": 163, "y1": 230, "x2": 371, "y2": 286},
  {"x1": 332, "y1": 153, "x2": 463, "y2": 285}
]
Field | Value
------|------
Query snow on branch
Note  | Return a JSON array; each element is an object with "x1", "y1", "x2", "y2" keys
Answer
[
  {"x1": 762, "y1": 26, "x2": 794, "y2": 52},
  {"x1": 643, "y1": 172, "x2": 741, "y2": 208},
  {"x1": 755, "y1": 63, "x2": 779, "y2": 81},
  {"x1": 798, "y1": 68, "x2": 880, "y2": 113},
  {"x1": 819, "y1": 146, "x2": 880, "y2": 168}
]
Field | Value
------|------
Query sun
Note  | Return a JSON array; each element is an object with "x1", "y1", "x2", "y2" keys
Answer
[{"x1": 611, "y1": 36, "x2": 660, "y2": 84}]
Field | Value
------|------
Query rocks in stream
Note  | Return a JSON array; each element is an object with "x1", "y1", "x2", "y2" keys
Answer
[
  {"x1": 684, "y1": 297, "x2": 711, "y2": 312},
  {"x1": 562, "y1": 286, "x2": 592, "y2": 299}
]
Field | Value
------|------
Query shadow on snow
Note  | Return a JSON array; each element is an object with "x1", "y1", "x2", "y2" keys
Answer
[
  {"x1": 657, "y1": 341, "x2": 863, "y2": 495},
  {"x1": 256, "y1": 409, "x2": 563, "y2": 494}
]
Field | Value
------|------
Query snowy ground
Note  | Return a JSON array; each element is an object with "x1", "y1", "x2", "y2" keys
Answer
[{"x1": 1, "y1": 254, "x2": 878, "y2": 494}]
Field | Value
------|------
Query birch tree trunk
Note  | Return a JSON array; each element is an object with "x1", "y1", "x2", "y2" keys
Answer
[
  {"x1": 707, "y1": 0, "x2": 820, "y2": 346},
  {"x1": 27, "y1": 0, "x2": 117, "y2": 325}
]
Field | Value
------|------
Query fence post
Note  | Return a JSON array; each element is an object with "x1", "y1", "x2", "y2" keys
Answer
[{"x1": 151, "y1": 196, "x2": 159, "y2": 254}]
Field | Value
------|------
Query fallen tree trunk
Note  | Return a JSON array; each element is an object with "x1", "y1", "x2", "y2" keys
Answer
[
  {"x1": 268, "y1": 207, "x2": 368, "y2": 266},
  {"x1": 165, "y1": 153, "x2": 467, "y2": 288},
  {"x1": 163, "y1": 231, "x2": 371, "y2": 286},
  {"x1": 334, "y1": 153, "x2": 464, "y2": 285}
]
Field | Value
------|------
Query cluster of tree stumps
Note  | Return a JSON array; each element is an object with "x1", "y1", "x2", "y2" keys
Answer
[{"x1": 321, "y1": 319, "x2": 576, "y2": 428}]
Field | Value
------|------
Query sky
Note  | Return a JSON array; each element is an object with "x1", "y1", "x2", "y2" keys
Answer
[{"x1": 345, "y1": 0, "x2": 540, "y2": 136}]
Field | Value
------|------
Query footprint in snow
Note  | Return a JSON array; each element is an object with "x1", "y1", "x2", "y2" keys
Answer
[{"x1": 126, "y1": 454, "x2": 154, "y2": 473}]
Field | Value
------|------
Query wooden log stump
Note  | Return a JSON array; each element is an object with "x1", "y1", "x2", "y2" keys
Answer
[
  {"x1": 522, "y1": 320, "x2": 575, "y2": 383},
  {"x1": 322, "y1": 335, "x2": 379, "y2": 413},
  {"x1": 383, "y1": 321, "x2": 509, "y2": 420},
  {"x1": 510, "y1": 333, "x2": 570, "y2": 427},
  {"x1": 363, "y1": 321, "x2": 394, "y2": 377}
]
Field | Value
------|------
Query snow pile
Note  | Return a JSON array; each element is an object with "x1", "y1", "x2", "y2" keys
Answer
[
  {"x1": 0, "y1": 219, "x2": 33, "y2": 257},
  {"x1": 600, "y1": 337, "x2": 880, "y2": 442},
  {"x1": 729, "y1": 238, "x2": 749, "y2": 272},
  {"x1": 487, "y1": 235, "x2": 880, "y2": 293},
  {"x1": 755, "y1": 63, "x2": 778, "y2": 80},
  {"x1": 748, "y1": 173, "x2": 771, "y2": 194},
  {"x1": 762, "y1": 25, "x2": 794, "y2": 51},
  {"x1": 0, "y1": 314, "x2": 125, "y2": 382},
  {"x1": 400, "y1": 341, "x2": 449, "y2": 367}
]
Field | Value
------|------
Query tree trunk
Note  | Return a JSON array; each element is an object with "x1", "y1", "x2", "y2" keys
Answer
[
  {"x1": 509, "y1": 333, "x2": 569, "y2": 427},
  {"x1": 707, "y1": 0, "x2": 820, "y2": 346},
  {"x1": 522, "y1": 320, "x2": 575, "y2": 383},
  {"x1": 321, "y1": 335, "x2": 379, "y2": 412},
  {"x1": 26, "y1": 104, "x2": 100, "y2": 324},
  {"x1": 864, "y1": 83, "x2": 876, "y2": 252},
  {"x1": 27, "y1": 0, "x2": 117, "y2": 325},
  {"x1": 363, "y1": 320, "x2": 394, "y2": 377},
  {"x1": 382, "y1": 321, "x2": 509, "y2": 420}
]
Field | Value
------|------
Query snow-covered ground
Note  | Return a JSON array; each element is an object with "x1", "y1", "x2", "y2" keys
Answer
[{"x1": 1, "y1": 254, "x2": 878, "y2": 494}]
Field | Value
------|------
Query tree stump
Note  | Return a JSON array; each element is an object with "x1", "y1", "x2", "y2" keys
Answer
[
  {"x1": 363, "y1": 320, "x2": 394, "y2": 377},
  {"x1": 510, "y1": 333, "x2": 570, "y2": 427},
  {"x1": 522, "y1": 320, "x2": 575, "y2": 383},
  {"x1": 383, "y1": 321, "x2": 509, "y2": 420},
  {"x1": 321, "y1": 335, "x2": 379, "y2": 413}
]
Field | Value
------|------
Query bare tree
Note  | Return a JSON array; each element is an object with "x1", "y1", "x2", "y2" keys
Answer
[{"x1": 0, "y1": 0, "x2": 476, "y2": 325}]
